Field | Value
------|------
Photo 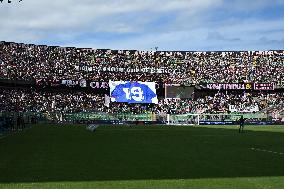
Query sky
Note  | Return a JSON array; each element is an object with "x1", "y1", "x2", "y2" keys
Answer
[{"x1": 0, "y1": 0, "x2": 284, "y2": 51}]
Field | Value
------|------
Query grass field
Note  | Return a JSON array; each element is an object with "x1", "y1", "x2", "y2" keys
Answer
[{"x1": 0, "y1": 124, "x2": 284, "y2": 189}]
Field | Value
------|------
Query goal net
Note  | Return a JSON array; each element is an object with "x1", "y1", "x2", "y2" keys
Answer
[
  {"x1": 198, "y1": 114, "x2": 242, "y2": 124},
  {"x1": 165, "y1": 113, "x2": 243, "y2": 125},
  {"x1": 166, "y1": 114, "x2": 200, "y2": 125}
]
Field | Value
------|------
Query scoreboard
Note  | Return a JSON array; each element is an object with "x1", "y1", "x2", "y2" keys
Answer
[{"x1": 165, "y1": 84, "x2": 194, "y2": 99}]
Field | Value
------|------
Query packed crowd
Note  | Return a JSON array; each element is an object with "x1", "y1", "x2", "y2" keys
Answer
[
  {"x1": 1, "y1": 41, "x2": 284, "y2": 86},
  {"x1": 1, "y1": 88, "x2": 283, "y2": 115},
  {"x1": 0, "y1": 88, "x2": 106, "y2": 113},
  {"x1": 1, "y1": 41, "x2": 283, "y2": 118}
]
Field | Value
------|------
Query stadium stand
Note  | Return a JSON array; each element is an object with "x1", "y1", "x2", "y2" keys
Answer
[
  {"x1": 0, "y1": 41, "x2": 284, "y2": 85},
  {"x1": 0, "y1": 87, "x2": 283, "y2": 115},
  {"x1": 0, "y1": 41, "x2": 284, "y2": 124}
]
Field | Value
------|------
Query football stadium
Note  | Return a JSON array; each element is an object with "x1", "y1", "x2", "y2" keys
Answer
[{"x1": 1, "y1": 1, "x2": 284, "y2": 189}]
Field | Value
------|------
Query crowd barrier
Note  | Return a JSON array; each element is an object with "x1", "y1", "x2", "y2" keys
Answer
[{"x1": 1, "y1": 112, "x2": 283, "y2": 126}]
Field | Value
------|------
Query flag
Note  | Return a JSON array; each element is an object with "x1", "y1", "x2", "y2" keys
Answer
[{"x1": 104, "y1": 94, "x2": 110, "y2": 107}]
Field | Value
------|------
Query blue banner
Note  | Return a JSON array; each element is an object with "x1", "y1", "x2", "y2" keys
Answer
[{"x1": 109, "y1": 81, "x2": 158, "y2": 104}]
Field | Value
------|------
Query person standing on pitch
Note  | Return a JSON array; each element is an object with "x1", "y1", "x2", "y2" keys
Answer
[{"x1": 239, "y1": 115, "x2": 245, "y2": 133}]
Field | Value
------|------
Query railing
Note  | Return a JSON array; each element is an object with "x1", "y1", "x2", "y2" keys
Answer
[{"x1": 1, "y1": 111, "x2": 284, "y2": 126}]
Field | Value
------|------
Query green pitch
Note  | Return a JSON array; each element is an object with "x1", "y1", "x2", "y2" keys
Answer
[{"x1": 0, "y1": 125, "x2": 284, "y2": 189}]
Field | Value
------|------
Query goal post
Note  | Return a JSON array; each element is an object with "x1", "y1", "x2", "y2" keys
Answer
[
  {"x1": 165, "y1": 113, "x2": 243, "y2": 126},
  {"x1": 198, "y1": 114, "x2": 243, "y2": 124},
  {"x1": 166, "y1": 113, "x2": 200, "y2": 125}
]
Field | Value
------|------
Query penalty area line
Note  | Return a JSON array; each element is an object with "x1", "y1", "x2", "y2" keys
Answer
[
  {"x1": 0, "y1": 136, "x2": 5, "y2": 140},
  {"x1": 250, "y1": 147, "x2": 284, "y2": 156}
]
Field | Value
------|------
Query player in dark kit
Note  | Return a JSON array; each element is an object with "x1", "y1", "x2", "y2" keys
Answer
[{"x1": 239, "y1": 116, "x2": 245, "y2": 133}]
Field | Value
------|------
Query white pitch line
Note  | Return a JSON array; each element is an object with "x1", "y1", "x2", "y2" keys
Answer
[
  {"x1": 0, "y1": 134, "x2": 9, "y2": 140},
  {"x1": 250, "y1": 147, "x2": 284, "y2": 156}
]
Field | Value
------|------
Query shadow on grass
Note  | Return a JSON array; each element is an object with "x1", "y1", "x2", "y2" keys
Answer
[{"x1": 0, "y1": 125, "x2": 283, "y2": 183}]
